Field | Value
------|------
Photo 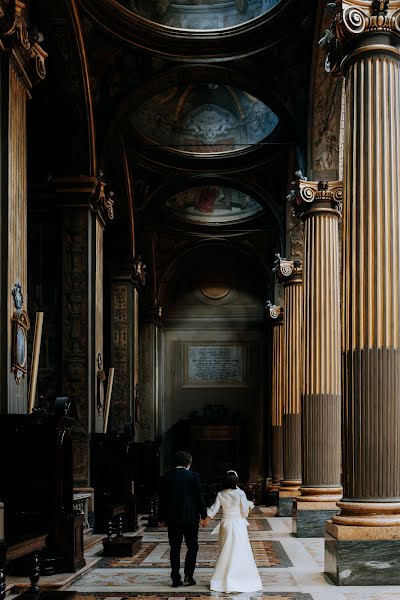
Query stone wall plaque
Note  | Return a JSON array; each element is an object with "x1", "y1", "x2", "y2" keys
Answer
[{"x1": 183, "y1": 343, "x2": 246, "y2": 388}]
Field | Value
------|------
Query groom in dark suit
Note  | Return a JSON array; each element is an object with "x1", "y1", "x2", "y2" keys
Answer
[{"x1": 159, "y1": 451, "x2": 208, "y2": 587}]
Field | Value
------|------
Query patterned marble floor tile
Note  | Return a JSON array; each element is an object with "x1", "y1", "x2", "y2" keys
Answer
[
  {"x1": 97, "y1": 541, "x2": 291, "y2": 569},
  {"x1": 72, "y1": 594, "x2": 311, "y2": 600},
  {"x1": 300, "y1": 540, "x2": 324, "y2": 569}
]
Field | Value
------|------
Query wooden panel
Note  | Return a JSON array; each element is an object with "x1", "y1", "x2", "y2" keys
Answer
[{"x1": 7, "y1": 62, "x2": 28, "y2": 413}]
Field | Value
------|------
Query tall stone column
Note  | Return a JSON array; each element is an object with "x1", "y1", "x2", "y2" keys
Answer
[
  {"x1": 266, "y1": 303, "x2": 284, "y2": 491},
  {"x1": 56, "y1": 174, "x2": 114, "y2": 490},
  {"x1": 110, "y1": 259, "x2": 145, "y2": 434},
  {"x1": 322, "y1": 1, "x2": 400, "y2": 585},
  {"x1": 290, "y1": 179, "x2": 343, "y2": 537},
  {"x1": 274, "y1": 258, "x2": 303, "y2": 516},
  {"x1": 0, "y1": 2, "x2": 46, "y2": 413}
]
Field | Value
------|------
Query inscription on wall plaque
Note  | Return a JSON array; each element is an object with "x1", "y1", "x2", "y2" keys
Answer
[{"x1": 184, "y1": 344, "x2": 246, "y2": 387}]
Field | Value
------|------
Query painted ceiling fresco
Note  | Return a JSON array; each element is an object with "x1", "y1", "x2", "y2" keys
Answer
[
  {"x1": 118, "y1": 0, "x2": 280, "y2": 30},
  {"x1": 165, "y1": 186, "x2": 263, "y2": 224},
  {"x1": 131, "y1": 84, "x2": 279, "y2": 154}
]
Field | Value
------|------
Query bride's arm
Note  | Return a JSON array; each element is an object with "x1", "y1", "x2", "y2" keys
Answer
[
  {"x1": 240, "y1": 490, "x2": 250, "y2": 518},
  {"x1": 207, "y1": 492, "x2": 221, "y2": 519}
]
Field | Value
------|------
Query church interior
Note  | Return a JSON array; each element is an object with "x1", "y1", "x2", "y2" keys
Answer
[{"x1": 1, "y1": 0, "x2": 400, "y2": 598}]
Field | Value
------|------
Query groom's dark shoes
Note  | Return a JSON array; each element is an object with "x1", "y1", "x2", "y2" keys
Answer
[
  {"x1": 184, "y1": 576, "x2": 196, "y2": 586},
  {"x1": 171, "y1": 580, "x2": 182, "y2": 588}
]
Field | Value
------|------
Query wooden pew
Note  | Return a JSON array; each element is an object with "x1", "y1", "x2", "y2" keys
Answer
[
  {"x1": 0, "y1": 398, "x2": 85, "y2": 580},
  {"x1": 90, "y1": 433, "x2": 138, "y2": 534}
]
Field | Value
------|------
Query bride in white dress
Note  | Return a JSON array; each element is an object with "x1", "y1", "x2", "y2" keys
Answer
[{"x1": 207, "y1": 470, "x2": 263, "y2": 593}]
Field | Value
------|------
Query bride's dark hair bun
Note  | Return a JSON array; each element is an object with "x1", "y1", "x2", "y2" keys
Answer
[{"x1": 222, "y1": 470, "x2": 239, "y2": 490}]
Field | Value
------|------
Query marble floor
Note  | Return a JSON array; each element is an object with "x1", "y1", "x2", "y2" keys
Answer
[{"x1": 64, "y1": 508, "x2": 400, "y2": 600}]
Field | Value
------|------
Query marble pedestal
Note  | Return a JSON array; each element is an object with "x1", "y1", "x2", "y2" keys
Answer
[
  {"x1": 293, "y1": 500, "x2": 339, "y2": 538},
  {"x1": 278, "y1": 490, "x2": 299, "y2": 516},
  {"x1": 103, "y1": 535, "x2": 142, "y2": 557},
  {"x1": 325, "y1": 520, "x2": 400, "y2": 585}
]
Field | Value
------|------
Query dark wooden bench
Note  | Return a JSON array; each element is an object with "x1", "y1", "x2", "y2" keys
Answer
[
  {"x1": 91, "y1": 433, "x2": 138, "y2": 534},
  {"x1": 0, "y1": 533, "x2": 47, "y2": 600}
]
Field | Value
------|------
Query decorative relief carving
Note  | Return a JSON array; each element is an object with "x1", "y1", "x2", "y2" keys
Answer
[
  {"x1": 91, "y1": 171, "x2": 115, "y2": 220},
  {"x1": 292, "y1": 177, "x2": 343, "y2": 216},
  {"x1": 0, "y1": 0, "x2": 47, "y2": 85},
  {"x1": 311, "y1": 6, "x2": 342, "y2": 176},
  {"x1": 62, "y1": 212, "x2": 89, "y2": 483},
  {"x1": 265, "y1": 301, "x2": 283, "y2": 323},
  {"x1": 273, "y1": 254, "x2": 302, "y2": 283},
  {"x1": 111, "y1": 282, "x2": 132, "y2": 433},
  {"x1": 320, "y1": 1, "x2": 400, "y2": 75},
  {"x1": 133, "y1": 257, "x2": 146, "y2": 287}
]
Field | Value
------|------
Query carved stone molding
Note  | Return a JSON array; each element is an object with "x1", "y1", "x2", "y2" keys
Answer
[
  {"x1": 91, "y1": 171, "x2": 115, "y2": 221},
  {"x1": 266, "y1": 301, "x2": 284, "y2": 323},
  {"x1": 273, "y1": 254, "x2": 302, "y2": 284},
  {"x1": 0, "y1": 0, "x2": 47, "y2": 86},
  {"x1": 292, "y1": 176, "x2": 343, "y2": 217},
  {"x1": 78, "y1": 0, "x2": 302, "y2": 62},
  {"x1": 133, "y1": 258, "x2": 146, "y2": 288},
  {"x1": 320, "y1": 0, "x2": 400, "y2": 75},
  {"x1": 54, "y1": 174, "x2": 115, "y2": 224}
]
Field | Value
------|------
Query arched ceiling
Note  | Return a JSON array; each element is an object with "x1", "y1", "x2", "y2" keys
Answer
[
  {"x1": 131, "y1": 83, "x2": 279, "y2": 154},
  {"x1": 165, "y1": 185, "x2": 263, "y2": 224},
  {"x1": 117, "y1": 0, "x2": 280, "y2": 30}
]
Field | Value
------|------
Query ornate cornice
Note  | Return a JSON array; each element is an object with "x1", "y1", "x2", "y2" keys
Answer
[
  {"x1": 273, "y1": 254, "x2": 302, "y2": 284},
  {"x1": 78, "y1": 0, "x2": 304, "y2": 62},
  {"x1": 266, "y1": 301, "x2": 284, "y2": 323},
  {"x1": 319, "y1": 0, "x2": 400, "y2": 75},
  {"x1": 0, "y1": 0, "x2": 47, "y2": 87},
  {"x1": 290, "y1": 173, "x2": 343, "y2": 217}
]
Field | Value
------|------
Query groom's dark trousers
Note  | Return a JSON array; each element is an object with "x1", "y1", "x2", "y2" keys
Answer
[{"x1": 159, "y1": 468, "x2": 207, "y2": 583}]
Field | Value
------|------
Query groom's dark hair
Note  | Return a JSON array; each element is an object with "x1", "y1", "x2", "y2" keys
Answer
[{"x1": 174, "y1": 450, "x2": 192, "y2": 467}]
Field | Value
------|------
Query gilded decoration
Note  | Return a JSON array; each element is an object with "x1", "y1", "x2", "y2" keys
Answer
[
  {"x1": 0, "y1": 0, "x2": 47, "y2": 86},
  {"x1": 319, "y1": 0, "x2": 400, "y2": 75}
]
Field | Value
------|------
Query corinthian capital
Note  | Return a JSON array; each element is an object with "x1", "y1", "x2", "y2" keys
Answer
[
  {"x1": 273, "y1": 254, "x2": 302, "y2": 284},
  {"x1": 293, "y1": 178, "x2": 343, "y2": 217},
  {"x1": 319, "y1": 0, "x2": 400, "y2": 75},
  {"x1": 266, "y1": 301, "x2": 284, "y2": 323},
  {"x1": 0, "y1": 0, "x2": 47, "y2": 85}
]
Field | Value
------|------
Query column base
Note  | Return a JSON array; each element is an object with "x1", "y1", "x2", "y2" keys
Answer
[
  {"x1": 325, "y1": 520, "x2": 400, "y2": 585},
  {"x1": 278, "y1": 490, "x2": 300, "y2": 516},
  {"x1": 293, "y1": 500, "x2": 339, "y2": 538}
]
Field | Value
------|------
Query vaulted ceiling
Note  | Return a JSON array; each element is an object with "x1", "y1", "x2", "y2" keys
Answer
[{"x1": 27, "y1": 0, "x2": 317, "y2": 305}]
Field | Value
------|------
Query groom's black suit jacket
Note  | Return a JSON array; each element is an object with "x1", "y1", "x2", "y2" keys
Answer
[{"x1": 159, "y1": 467, "x2": 207, "y2": 527}]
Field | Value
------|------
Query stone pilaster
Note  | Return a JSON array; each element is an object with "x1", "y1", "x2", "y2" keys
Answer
[
  {"x1": 0, "y1": 1, "x2": 46, "y2": 413},
  {"x1": 322, "y1": 0, "x2": 400, "y2": 585},
  {"x1": 56, "y1": 174, "x2": 114, "y2": 486},
  {"x1": 290, "y1": 178, "x2": 343, "y2": 537},
  {"x1": 266, "y1": 303, "x2": 284, "y2": 491},
  {"x1": 274, "y1": 258, "x2": 303, "y2": 515}
]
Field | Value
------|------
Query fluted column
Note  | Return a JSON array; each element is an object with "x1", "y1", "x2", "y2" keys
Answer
[
  {"x1": 291, "y1": 179, "x2": 343, "y2": 537},
  {"x1": 266, "y1": 303, "x2": 285, "y2": 489},
  {"x1": 321, "y1": 1, "x2": 400, "y2": 585},
  {"x1": 274, "y1": 258, "x2": 303, "y2": 514}
]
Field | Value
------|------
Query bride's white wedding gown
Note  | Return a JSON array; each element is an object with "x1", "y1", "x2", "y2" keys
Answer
[{"x1": 207, "y1": 488, "x2": 263, "y2": 593}]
